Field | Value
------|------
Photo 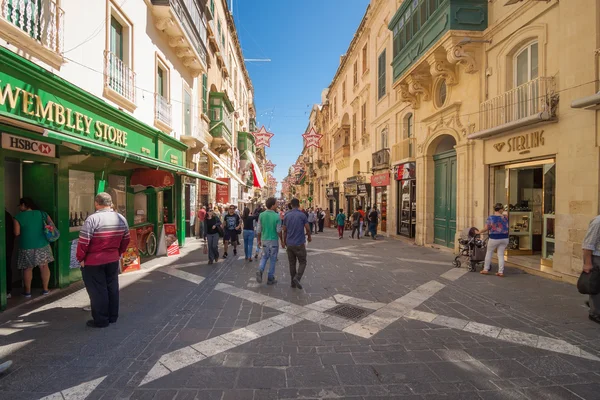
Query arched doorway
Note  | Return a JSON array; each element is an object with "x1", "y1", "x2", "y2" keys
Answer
[
  {"x1": 352, "y1": 159, "x2": 360, "y2": 175},
  {"x1": 433, "y1": 135, "x2": 457, "y2": 248}
]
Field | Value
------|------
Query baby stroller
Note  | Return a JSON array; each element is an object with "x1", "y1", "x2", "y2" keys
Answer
[{"x1": 452, "y1": 227, "x2": 488, "y2": 272}]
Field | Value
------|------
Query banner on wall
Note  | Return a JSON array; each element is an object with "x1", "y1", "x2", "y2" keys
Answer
[
  {"x1": 121, "y1": 229, "x2": 141, "y2": 273},
  {"x1": 216, "y1": 177, "x2": 230, "y2": 203},
  {"x1": 200, "y1": 179, "x2": 209, "y2": 195},
  {"x1": 157, "y1": 223, "x2": 180, "y2": 257}
]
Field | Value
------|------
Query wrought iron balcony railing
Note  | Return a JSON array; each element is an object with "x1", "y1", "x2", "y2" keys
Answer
[
  {"x1": 155, "y1": 94, "x2": 172, "y2": 127},
  {"x1": 480, "y1": 77, "x2": 556, "y2": 131},
  {"x1": 1, "y1": 0, "x2": 64, "y2": 55},
  {"x1": 104, "y1": 51, "x2": 136, "y2": 104}
]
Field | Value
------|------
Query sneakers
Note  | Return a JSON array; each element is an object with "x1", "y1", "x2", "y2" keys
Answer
[
  {"x1": 223, "y1": 252, "x2": 228, "y2": 259},
  {"x1": 42, "y1": 290, "x2": 50, "y2": 295},
  {"x1": 23, "y1": 293, "x2": 31, "y2": 298},
  {"x1": 82, "y1": 306, "x2": 91, "y2": 312},
  {"x1": 292, "y1": 278, "x2": 303, "y2": 290},
  {"x1": 6, "y1": 293, "x2": 11, "y2": 299},
  {"x1": 267, "y1": 279, "x2": 277, "y2": 286},
  {"x1": 256, "y1": 270, "x2": 263, "y2": 283}
]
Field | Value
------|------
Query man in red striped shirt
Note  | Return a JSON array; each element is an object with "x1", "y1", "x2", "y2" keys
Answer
[{"x1": 77, "y1": 192, "x2": 130, "y2": 328}]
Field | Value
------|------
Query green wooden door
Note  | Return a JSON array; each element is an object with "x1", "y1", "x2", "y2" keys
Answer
[
  {"x1": 22, "y1": 163, "x2": 58, "y2": 287},
  {"x1": 433, "y1": 151, "x2": 457, "y2": 248}
]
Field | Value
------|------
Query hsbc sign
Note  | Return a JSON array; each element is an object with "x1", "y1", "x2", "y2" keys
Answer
[{"x1": 1, "y1": 133, "x2": 56, "y2": 158}]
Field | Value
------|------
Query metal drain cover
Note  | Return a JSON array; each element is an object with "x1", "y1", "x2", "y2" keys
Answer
[{"x1": 326, "y1": 304, "x2": 372, "y2": 321}]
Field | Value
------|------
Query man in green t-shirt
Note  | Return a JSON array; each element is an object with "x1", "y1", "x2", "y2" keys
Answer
[
  {"x1": 335, "y1": 209, "x2": 346, "y2": 239},
  {"x1": 256, "y1": 197, "x2": 283, "y2": 285}
]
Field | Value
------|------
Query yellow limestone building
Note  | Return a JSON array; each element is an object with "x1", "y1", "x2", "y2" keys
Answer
[{"x1": 384, "y1": 0, "x2": 600, "y2": 282}]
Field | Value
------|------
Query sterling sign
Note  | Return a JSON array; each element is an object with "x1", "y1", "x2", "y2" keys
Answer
[{"x1": 1, "y1": 133, "x2": 55, "y2": 157}]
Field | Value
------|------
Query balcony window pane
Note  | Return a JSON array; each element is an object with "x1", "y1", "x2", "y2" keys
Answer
[
  {"x1": 420, "y1": 1, "x2": 427, "y2": 26},
  {"x1": 110, "y1": 16, "x2": 123, "y2": 60},
  {"x1": 157, "y1": 68, "x2": 164, "y2": 97},
  {"x1": 516, "y1": 48, "x2": 529, "y2": 87},
  {"x1": 184, "y1": 89, "x2": 192, "y2": 136},
  {"x1": 531, "y1": 43, "x2": 539, "y2": 79},
  {"x1": 412, "y1": 12, "x2": 419, "y2": 36},
  {"x1": 406, "y1": 114, "x2": 413, "y2": 139}
]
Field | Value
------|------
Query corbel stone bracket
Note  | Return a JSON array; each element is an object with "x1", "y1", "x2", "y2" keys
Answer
[{"x1": 427, "y1": 53, "x2": 457, "y2": 86}]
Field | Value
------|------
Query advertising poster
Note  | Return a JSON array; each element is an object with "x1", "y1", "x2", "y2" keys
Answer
[
  {"x1": 121, "y1": 229, "x2": 141, "y2": 273},
  {"x1": 69, "y1": 239, "x2": 80, "y2": 269},
  {"x1": 157, "y1": 223, "x2": 180, "y2": 257},
  {"x1": 216, "y1": 177, "x2": 230, "y2": 203}
]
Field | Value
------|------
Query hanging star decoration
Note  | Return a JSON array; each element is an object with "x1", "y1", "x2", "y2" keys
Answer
[
  {"x1": 302, "y1": 127, "x2": 323, "y2": 149},
  {"x1": 264, "y1": 160, "x2": 276, "y2": 173},
  {"x1": 251, "y1": 126, "x2": 275, "y2": 148},
  {"x1": 291, "y1": 161, "x2": 304, "y2": 174}
]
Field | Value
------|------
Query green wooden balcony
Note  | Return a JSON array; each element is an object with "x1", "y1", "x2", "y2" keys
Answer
[
  {"x1": 389, "y1": 0, "x2": 487, "y2": 82},
  {"x1": 237, "y1": 131, "x2": 256, "y2": 159},
  {"x1": 209, "y1": 92, "x2": 234, "y2": 153}
]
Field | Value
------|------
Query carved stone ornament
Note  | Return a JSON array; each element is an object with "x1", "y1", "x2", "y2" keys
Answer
[
  {"x1": 398, "y1": 83, "x2": 420, "y2": 109},
  {"x1": 155, "y1": 17, "x2": 174, "y2": 31},
  {"x1": 427, "y1": 53, "x2": 457, "y2": 86},
  {"x1": 446, "y1": 44, "x2": 478, "y2": 74},
  {"x1": 176, "y1": 48, "x2": 193, "y2": 58},
  {"x1": 407, "y1": 74, "x2": 431, "y2": 101},
  {"x1": 169, "y1": 36, "x2": 186, "y2": 48},
  {"x1": 182, "y1": 57, "x2": 197, "y2": 67}
]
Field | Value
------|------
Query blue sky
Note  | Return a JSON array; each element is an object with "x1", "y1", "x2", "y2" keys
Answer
[{"x1": 233, "y1": 0, "x2": 370, "y2": 189}]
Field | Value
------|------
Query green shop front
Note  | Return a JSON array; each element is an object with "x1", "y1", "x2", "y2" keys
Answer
[{"x1": 0, "y1": 47, "x2": 222, "y2": 310}]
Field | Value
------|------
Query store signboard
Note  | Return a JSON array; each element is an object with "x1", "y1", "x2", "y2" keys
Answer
[
  {"x1": 371, "y1": 172, "x2": 390, "y2": 187},
  {"x1": 344, "y1": 183, "x2": 358, "y2": 196},
  {"x1": 157, "y1": 223, "x2": 180, "y2": 257},
  {"x1": 216, "y1": 177, "x2": 230, "y2": 203},
  {"x1": 121, "y1": 229, "x2": 141, "y2": 273},
  {"x1": 396, "y1": 162, "x2": 416, "y2": 181},
  {"x1": 2, "y1": 133, "x2": 55, "y2": 157},
  {"x1": 358, "y1": 183, "x2": 371, "y2": 196}
]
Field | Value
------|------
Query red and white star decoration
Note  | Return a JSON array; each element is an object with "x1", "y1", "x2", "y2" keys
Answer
[
  {"x1": 264, "y1": 160, "x2": 276, "y2": 173},
  {"x1": 302, "y1": 127, "x2": 323, "y2": 149},
  {"x1": 251, "y1": 126, "x2": 275, "y2": 148},
  {"x1": 291, "y1": 162, "x2": 304, "y2": 174}
]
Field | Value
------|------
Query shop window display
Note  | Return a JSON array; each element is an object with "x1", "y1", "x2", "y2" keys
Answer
[
  {"x1": 106, "y1": 175, "x2": 127, "y2": 217},
  {"x1": 134, "y1": 193, "x2": 148, "y2": 225},
  {"x1": 69, "y1": 170, "x2": 96, "y2": 231}
]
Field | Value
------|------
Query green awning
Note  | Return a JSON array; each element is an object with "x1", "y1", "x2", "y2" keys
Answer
[
  {"x1": 43, "y1": 129, "x2": 128, "y2": 158},
  {"x1": 44, "y1": 130, "x2": 225, "y2": 185}
]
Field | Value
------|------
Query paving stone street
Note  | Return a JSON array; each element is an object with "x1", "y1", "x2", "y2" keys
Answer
[{"x1": 1, "y1": 229, "x2": 600, "y2": 400}]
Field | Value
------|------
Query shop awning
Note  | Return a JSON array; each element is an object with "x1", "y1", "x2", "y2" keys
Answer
[
  {"x1": 203, "y1": 148, "x2": 247, "y2": 186},
  {"x1": 130, "y1": 169, "x2": 175, "y2": 188},
  {"x1": 44, "y1": 129, "x2": 226, "y2": 185},
  {"x1": 244, "y1": 151, "x2": 265, "y2": 188}
]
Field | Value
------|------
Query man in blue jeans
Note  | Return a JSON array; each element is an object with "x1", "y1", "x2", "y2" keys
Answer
[
  {"x1": 256, "y1": 197, "x2": 283, "y2": 285},
  {"x1": 368, "y1": 206, "x2": 379, "y2": 240}
]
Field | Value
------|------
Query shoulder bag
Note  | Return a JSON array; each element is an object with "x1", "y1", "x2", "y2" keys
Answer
[
  {"x1": 42, "y1": 211, "x2": 60, "y2": 243},
  {"x1": 578, "y1": 267, "x2": 600, "y2": 295}
]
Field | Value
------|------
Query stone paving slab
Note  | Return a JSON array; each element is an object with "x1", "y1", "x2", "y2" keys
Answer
[{"x1": 1, "y1": 229, "x2": 600, "y2": 399}]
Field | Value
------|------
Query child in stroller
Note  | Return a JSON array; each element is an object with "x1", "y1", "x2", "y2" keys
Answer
[{"x1": 453, "y1": 227, "x2": 488, "y2": 272}]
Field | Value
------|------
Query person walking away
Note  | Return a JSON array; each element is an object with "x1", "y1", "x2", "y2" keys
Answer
[
  {"x1": 4, "y1": 209, "x2": 14, "y2": 299},
  {"x1": 358, "y1": 206, "x2": 366, "y2": 238},
  {"x1": 242, "y1": 207, "x2": 257, "y2": 262},
  {"x1": 350, "y1": 207, "x2": 362, "y2": 239},
  {"x1": 196, "y1": 206, "x2": 206, "y2": 239},
  {"x1": 253, "y1": 205, "x2": 264, "y2": 260},
  {"x1": 477, "y1": 203, "x2": 509, "y2": 277},
  {"x1": 581, "y1": 214, "x2": 600, "y2": 323},
  {"x1": 283, "y1": 198, "x2": 311, "y2": 289},
  {"x1": 222, "y1": 205, "x2": 242, "y2": 258},
  {"x1": 318, "y1": 208, "x2": 326, "y2": 232},
  {"x1": 204, "y1": 209, "x2": 221, "y2": 264},
  {"x1": 368, "y1": 206, "x2": 379, "y2": 240},
  {"x1": 307, "y1": 208, "x2": 316, "y2": 235},
  {"x1": 77, "y1": 193, "x2": 130, "y2": 328},
  {"x1": 313, "y1": 207, "x2": 319, "y2": 234},
  {"x1": 336, "y1": 209, "x2": 346, "y2": 239},
  {"x1": 14, "y1": 198, "x2": 54, "y2": 297},
  {"x1": 256, "y1": 197, "x2": 283, "y2": 285}
]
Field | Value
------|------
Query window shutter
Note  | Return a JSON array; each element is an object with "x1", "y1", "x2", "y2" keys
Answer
[{"x1": 202, "y1": 74, "x2": 208, "y2": 114}]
